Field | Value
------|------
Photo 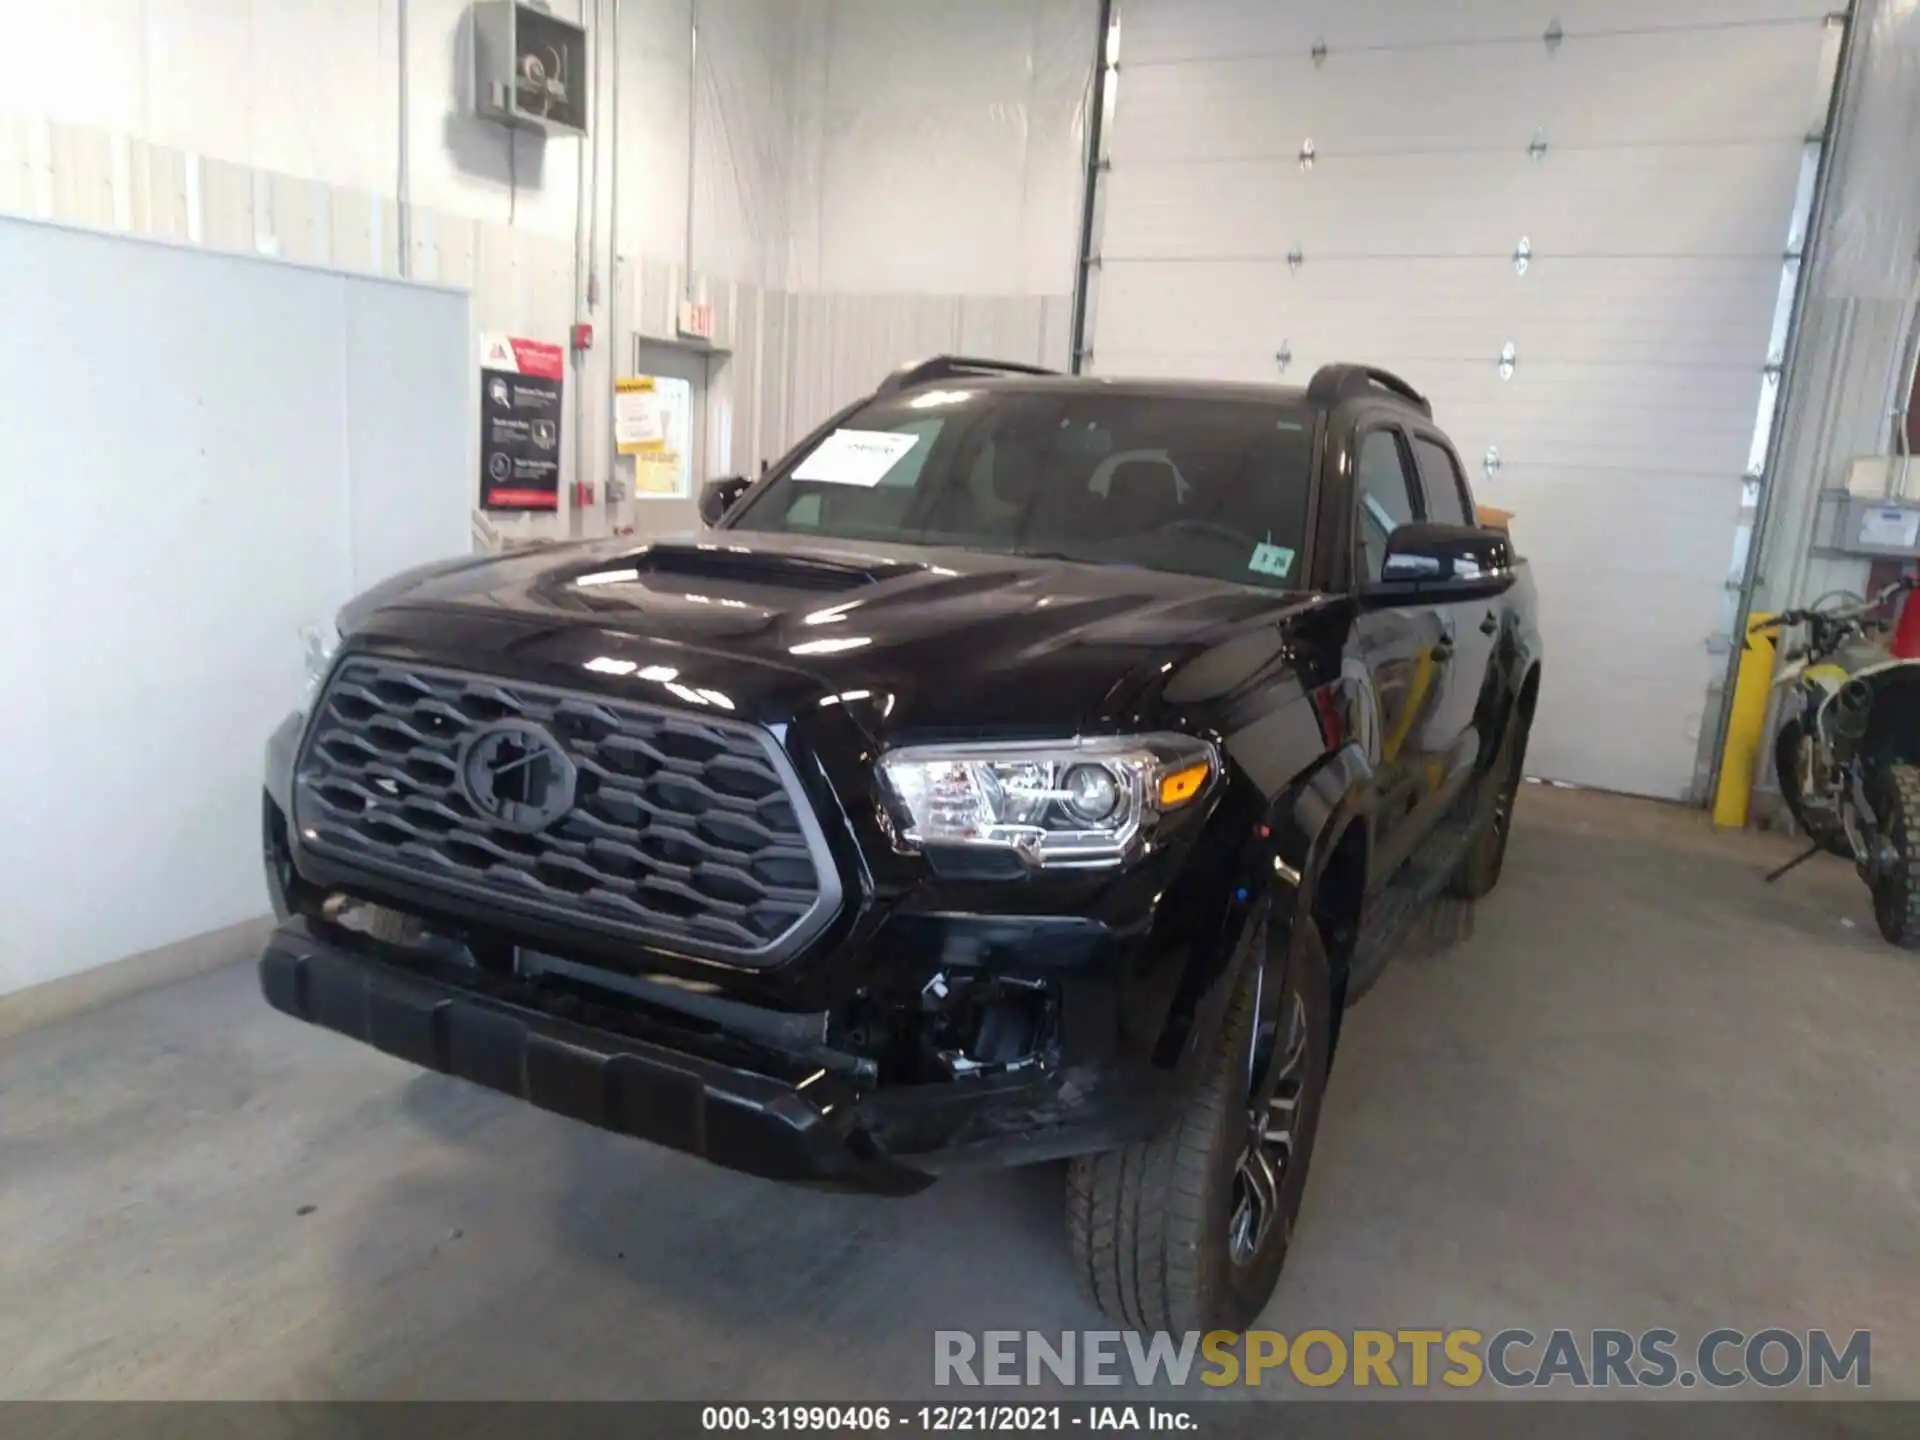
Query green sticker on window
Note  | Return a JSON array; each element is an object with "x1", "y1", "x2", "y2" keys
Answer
[{"x1": 1248, "y1": 543, "x2": 1295, "y2": 578}]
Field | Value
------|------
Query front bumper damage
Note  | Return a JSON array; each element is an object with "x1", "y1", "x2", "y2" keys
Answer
[
  {"x1": 259, "y1": 914, "x2": 1180, "y2": 1193},
  {"x1": 260, "y1": 917, "x2": 929, "y2": 1192},
  {"x1": 258, "y1": 688, "x2": 1222, "y2": 1191}
]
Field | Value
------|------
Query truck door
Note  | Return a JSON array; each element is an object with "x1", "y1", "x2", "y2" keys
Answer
[
  {"x1": 1350, "y1": 425, "x2": 1449, "y2": 880},
  {"x1": 1409, "y1": 431, "x2": 1499, "y2": 807}
]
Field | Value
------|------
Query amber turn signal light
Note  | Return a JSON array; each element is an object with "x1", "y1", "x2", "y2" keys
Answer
[{"x1": 1158, "y1": 760, "x2": 1210, "y2": 809}]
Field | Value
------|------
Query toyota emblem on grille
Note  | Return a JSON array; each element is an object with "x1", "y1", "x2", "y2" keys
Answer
[{"x1": 459, "y1": 722, "x2": 578, "y2": 832}]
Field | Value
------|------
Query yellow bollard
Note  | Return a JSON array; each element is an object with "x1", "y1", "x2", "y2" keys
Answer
[{"x1": 1712, "y1": 612, "x2": 1777, "y2": 830}]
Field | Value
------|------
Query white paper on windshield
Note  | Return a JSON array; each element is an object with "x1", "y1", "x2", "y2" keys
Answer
[{"x1": 793, "y1": 429, "x2": 922, "y2": 487}]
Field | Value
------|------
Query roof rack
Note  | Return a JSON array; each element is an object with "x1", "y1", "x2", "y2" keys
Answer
[
  {"x1": 1305, "y1": 363, "x2": 1432, "y2": 417},
  {"x1": 874, "y1": 355, "x2": 1061, "y2": 397}
]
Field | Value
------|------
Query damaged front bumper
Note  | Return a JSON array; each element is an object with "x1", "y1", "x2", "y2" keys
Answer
[{"x1": 258, "y1": 916, "x2": 1180, "y2": 1192}]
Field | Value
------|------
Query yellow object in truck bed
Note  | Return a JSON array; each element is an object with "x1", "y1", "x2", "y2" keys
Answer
[{"x1": 1477, "y1": 504, "x2": 1514, "y2": 531}]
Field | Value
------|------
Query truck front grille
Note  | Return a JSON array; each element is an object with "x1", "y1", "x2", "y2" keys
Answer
[{"x1": 292, "y1": 657, "x2": 841, "y2": 966}]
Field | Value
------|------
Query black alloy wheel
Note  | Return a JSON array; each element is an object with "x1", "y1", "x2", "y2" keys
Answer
[
  {"x1": 1229, "y1": 969, "x2": 1310, "y2": 1267},
  {"x1": 1067, "y1": 915, "x2": 1332, "y2": 1333}
]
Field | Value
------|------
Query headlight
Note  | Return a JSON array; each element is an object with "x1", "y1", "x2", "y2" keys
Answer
[
  {"x1": 877, "y1": 734, "x2": 1216, "y2": 869},
  {"x1": 297, "y1": 617, "x2": 341, "y2": 716}
]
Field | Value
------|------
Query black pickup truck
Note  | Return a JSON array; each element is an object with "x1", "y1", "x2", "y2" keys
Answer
[{"x1": 260, "y1": 356, "x2": 1540, "y2": 1332}]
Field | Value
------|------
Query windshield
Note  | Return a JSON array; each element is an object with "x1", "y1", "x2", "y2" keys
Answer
[{"x1": 727, "y1": 388, "x2": 1318, "y2": 591}]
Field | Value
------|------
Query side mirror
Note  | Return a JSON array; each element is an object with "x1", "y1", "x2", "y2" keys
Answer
[
  {"x1": 699, "y1": 475, "x2": 752, "y2": 526},
  {"x1": 1372, "y1": 522, "x2": 1515, "y2": 599}
]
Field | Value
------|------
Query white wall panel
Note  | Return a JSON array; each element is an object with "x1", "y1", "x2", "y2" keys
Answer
[
  {"x1": 0, "y1": 217, "x2": 469, "y2": 998},
  {"x1": 126, "y1": 139, "x2": 193, "y2": 241},
  {"x1": 1094, "y1": 257, "x2": 1785, "y2": 369},
  {"x1": 1092, "y1": 2, "x2": 1837, "y2": 797},
  {"x1": 345, "y1": 277, "x2": 475, "y2": 590},
  {"x1": 46, "y1": 121, "x2": 117, "y2": 231},
  {"x1": 1420, "y1": 361, "x2": 1768, "y2": 477},
  {"x1": 145, "y1": 0, "x2": 257, "y2": 162},
  {"x1": 252, "y1": 0, "x2": 394, "y2": 194},
  {"x1": 1118, "y1": 0, "x2": 1832, "y2": 62},
  {"x1": 1487, "y1": 467, "x2": 1748, "y2": 579},
  {"x1": 0, "y1": 0, "x2": 821, "y2": 546},
  {"x1": 1, "y1": 0, "x2": 1089, "y2": 554},
  {"x1": 1113, "y1": 26, "x2": 1827, "y2": 162},
  {"x1": 0, "y1": 116, "x2": 39, "y2": 217},
  {"x1": 12, "y1": 0, "x2": 149, "y2": 137},
  {"x1": 1101, "y1": 144, "x2": 1806, "y2": 261}
]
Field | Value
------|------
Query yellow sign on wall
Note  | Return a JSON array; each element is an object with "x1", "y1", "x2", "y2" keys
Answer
[
  {"x1": 614, "y1": 376, "x2": 666, "y2": 456},
  {"x1": 615, "y1": 374, "x2": 693, "y2": 499}
]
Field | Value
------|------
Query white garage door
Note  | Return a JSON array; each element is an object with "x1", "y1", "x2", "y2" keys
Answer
[{"x1": 1089, "y1": 0, "x2": 1841, "y2": 798}]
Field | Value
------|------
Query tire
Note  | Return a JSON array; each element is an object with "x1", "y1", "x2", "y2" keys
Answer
[
  {"x1": 1066, "y1": 916, "x2": 1332, "y2": 1333},
  {"x1": 1448, "y1": 706, "x2": 1531, "y2": 901},
  {"x1": 1868, "y1": 763, "x2": 1920, "y2": 949},
  {"x1": 1774, "y1": 717, "x2": 1851, "y2": 859}
]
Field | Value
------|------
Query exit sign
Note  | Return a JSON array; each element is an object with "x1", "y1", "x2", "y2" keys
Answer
[{"x1": 677, "y1": 299, "x2": 715, "y2": 341}]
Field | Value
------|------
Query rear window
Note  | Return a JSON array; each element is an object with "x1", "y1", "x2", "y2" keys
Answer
[{"x1": 729, "y1": 388, "x2": 1318, "y2": 591}]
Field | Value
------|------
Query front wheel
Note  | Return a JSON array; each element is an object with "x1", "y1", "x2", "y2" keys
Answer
[
  {"x1": 1065, "y1": 916, "x2": 1332, "y2": 1333},
  {"x1": 1868, "y1": 763, "x2": 1920, "y2": 948}
]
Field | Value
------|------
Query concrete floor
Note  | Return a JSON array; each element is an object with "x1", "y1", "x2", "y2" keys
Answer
[{"x1": 3, "y1": 786, "x2": 1918, "y2": 1401}]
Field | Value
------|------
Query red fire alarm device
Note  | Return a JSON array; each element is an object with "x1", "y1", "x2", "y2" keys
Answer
[{"x1": 571, "y1": 322, "x2": 594, "y2": 352}]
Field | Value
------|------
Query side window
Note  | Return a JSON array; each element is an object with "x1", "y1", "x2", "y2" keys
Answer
[
  {"x1": 1411, "y1": 436, "x2": 1472, "y2": 528},
  {"x1": 1354, "y1": 429, "x2": 1419, "y2": 583}
]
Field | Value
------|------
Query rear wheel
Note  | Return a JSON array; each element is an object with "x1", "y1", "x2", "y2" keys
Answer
[
  {"x1": 1065, "y1": 916, "x2": 1332, "y2": 1332},
  {"x1": 1449, "y1": 708, "x2": 1530, "y2": 900},
  {"x1": 1868, "y1": 763, "x2": 1920, "y2": 949}
]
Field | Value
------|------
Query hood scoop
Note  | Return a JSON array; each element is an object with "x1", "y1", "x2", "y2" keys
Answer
[{"x1": 616, "y1": 543, "x2": 919, "y2": 594}]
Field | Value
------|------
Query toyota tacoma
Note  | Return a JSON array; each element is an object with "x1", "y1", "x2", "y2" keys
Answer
[{"x1": 259, "y1": 356, "x2": 1541, "y2": 1331}]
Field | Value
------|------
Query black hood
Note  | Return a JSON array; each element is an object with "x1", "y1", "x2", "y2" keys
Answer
[{"x1": 344, "y1": 531, "x2": 1319, "y2": 742}]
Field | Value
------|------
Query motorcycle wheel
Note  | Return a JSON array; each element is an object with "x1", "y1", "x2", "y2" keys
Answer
[
  {"x1": 1774, "y1": 717, "x2": 1851, "y2": 858},
  {"x1": 1868, "y1": 763, "x2": 1920, "y2": 950}
]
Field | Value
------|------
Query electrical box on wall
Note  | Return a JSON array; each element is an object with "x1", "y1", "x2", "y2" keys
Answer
[
  {"x1": 473, "y1": 1, "x2": 589, "y2": 137},
  {"x1": 1816, "y1": 456, "x2": 1920, "y2": 559}
]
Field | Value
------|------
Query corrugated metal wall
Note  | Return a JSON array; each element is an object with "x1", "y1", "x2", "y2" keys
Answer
[{"x1": 1745, "y1": 0, "x2": 1920, "y2": 810}]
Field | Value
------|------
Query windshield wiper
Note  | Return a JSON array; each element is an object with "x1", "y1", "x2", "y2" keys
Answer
[
  {"x1": 1011, "y1": 549, "x2": 1091, "y2": 564},
  {"x1": 945, "y1": 543, "x2": 1132, "y2": 569}
]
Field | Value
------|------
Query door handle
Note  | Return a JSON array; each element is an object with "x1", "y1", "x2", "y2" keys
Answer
[{"x1": 1479, "y1": 611, "x2": 1499, "y2": 636}]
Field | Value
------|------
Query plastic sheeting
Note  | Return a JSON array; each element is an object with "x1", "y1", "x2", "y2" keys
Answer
[
  {"x1": 784, "y1": 0, "x2": 1096, "y2": 296},
  {"x1": 691, "y1": 0, "x2": 805, "y2": 288},
  {"x1": 1755, "y1": 0, "x2": 1920, "y2": 619},
  {"x1": 679, "y1": 0, "x2": 1097, "y2": 296},
  {"x1": 1815, "y1": 0, "x2": 1920, "y2": 301}
]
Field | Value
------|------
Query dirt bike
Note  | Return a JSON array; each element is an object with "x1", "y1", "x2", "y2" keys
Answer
[{"x1": 1756, "y1": 574, "x2": 1920, "y2": 946}]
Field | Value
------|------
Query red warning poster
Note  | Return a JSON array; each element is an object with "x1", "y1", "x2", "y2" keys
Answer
[{"x1": 479, "y1": 333, "x2": 565, "y2": 511}]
